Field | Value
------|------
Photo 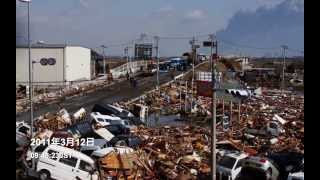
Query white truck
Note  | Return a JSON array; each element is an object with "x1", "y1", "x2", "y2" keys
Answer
[{"x1": 37, "y1": 145, "x2": 99, "y2": 180}]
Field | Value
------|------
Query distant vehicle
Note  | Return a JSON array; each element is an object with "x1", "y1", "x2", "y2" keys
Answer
[
  {"x1": 90, "y1": 112, "x2": 122, "y2": 126},
  {"x1": 159, "y1": 61, "x2": 171, "y2": 72},
  {"x1": 16, "y1": 121, "x2": 31, "y2": 147},
  {"x1": 217, "y1": 152, "x2": 248, "y2": 180},
  {"x1": 169, "y1": 57, "x2": 188, "y2": 70},
  {"x1": 236, "y1": 156, "x2": 280, "y2": 180},
  {"x1": 36, "y1": 145, "x2": 99, "y2": 180},
  {"x1": 107, "y1": 135, "x2": 142, "y2": 149},
  {"x1": 91, "y1": 103, "x2": 134, "y2": 119}
]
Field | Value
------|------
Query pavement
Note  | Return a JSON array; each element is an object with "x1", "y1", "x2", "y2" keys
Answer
[{"x1": 16, "y1": 71, "x2": 181, "y2": 123}]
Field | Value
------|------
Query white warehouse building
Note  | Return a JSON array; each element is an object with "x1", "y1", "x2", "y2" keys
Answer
[{"x1": 16, "y1": 44, "x2": 98, "y2": 86}]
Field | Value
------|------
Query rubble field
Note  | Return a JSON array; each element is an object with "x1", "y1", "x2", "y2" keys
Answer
[{"x1": 16, "y1": 79, "x2": 303, "y2": 180}]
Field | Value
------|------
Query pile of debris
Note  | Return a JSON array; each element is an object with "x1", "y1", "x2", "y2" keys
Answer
[
  {"x1": 213, "y1": 90, "x2": 304, "y2": 155},
  {"x1": 132, "y1": 125, "x2": 212, "y2": 179},
  {"x1": 16, "y1": 85, "x2": 27, "y2": 100},
  {"x1": 35, "y1": 108, "x2": 86, "y2": 131}
]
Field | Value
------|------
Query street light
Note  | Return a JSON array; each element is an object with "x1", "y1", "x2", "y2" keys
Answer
[{"x1": 19, "y1": 0, "x2": 34, "y2": 170}]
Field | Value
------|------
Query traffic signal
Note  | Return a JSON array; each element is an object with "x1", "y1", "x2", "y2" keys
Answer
[{"x1": 203, "y1": 41, "x2": 215, "y2": 47}]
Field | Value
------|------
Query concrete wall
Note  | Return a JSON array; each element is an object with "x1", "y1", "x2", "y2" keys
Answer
[
  {"x1": 16, "y1": 48, "x2": 64, "y2": 85},
  {"x1": 65, "y1": 46, "x2": 91, "y2": 81}
]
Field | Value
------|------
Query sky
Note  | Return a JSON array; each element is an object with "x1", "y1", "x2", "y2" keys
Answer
[{"x1": 16, "y1": 0, "x2": 304, "y2": 57}]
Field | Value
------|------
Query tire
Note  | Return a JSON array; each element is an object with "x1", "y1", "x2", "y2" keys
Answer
[{"x1": 39, "y1": 170, "x2": 51, "y2": 180}]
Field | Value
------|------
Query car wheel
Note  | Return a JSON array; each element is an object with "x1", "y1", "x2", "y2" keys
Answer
[{"x1": 39, "y1": 170, "x2": 51, "y2": 180}]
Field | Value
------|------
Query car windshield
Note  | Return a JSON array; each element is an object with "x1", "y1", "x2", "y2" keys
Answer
[{"x1": 218, "y1": 156, "x2": 236, "y2": 169}]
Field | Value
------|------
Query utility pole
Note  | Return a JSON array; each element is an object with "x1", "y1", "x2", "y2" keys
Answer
[
  {"x1": 185, "y1": 81, "x2": 188, "y2": 112},
  {"x1": 190, "y1": 36, "x2": 196, "y2": 112},
  {"x1": 125, "y1": 47, "x2": 129, "y2": 73},
  {"x1": 101, "y1": 45, "x2": 107, "y2": 75},
  {"x1": 281, "y1": 45, "x2": 288, "y2": 93},
  {"x1": 154, "y1": 36, "x2": 160, "y2": 92},
  {"x1": 19, "y1": 0, "x2": 34, "y2": 170},
  {"x1": 209, "y1": 34, "x2": 217, "y2": 180}
]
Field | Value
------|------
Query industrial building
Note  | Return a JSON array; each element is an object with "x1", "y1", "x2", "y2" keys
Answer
[{"x1": 16, "y1": 44, "x2": 99, "y2": 86}]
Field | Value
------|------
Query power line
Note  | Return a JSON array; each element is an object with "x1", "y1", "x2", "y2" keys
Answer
[
  {"x1": 218, "y1": 38, "x2": 278, "y2": 50},
  {"x1": 287, "y1": 48, "x2": 304, "y2": 54}
]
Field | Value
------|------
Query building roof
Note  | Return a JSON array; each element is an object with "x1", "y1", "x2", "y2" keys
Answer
[
  {"x1": 16, "y1": 44, "x2": 90, "y2": 49},
  {"x1": 16, "y1": 44, "x2": 68, "y2": 48}
]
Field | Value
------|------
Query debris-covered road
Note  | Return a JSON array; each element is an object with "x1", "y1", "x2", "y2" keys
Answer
[{"x1": 16, "y1": 72, "x2": 180, "y2": 123}]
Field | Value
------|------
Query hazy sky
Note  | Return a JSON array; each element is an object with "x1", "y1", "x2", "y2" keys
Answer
[{"x1": 16, "y1": 0, "x2": 303, "y2": 57}]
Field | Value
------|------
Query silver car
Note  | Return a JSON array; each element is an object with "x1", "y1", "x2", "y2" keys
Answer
[{"x1": 236, "y1": 156, "x2": 280, "y2": 180}]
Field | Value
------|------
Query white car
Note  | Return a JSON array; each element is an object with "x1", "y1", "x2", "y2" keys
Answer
[
  {"x1": 90, "y1": 111, "x2": 122, "y2": 126},
  {"x1": 217, "y1": 152, "x2": 248, "y2": 180},
  {"x1": 237, "y1": 156, "x2": 280, "y2": 180},
  {"x1": 37, "y1": 145, "x2": 99, "y2": 180}
]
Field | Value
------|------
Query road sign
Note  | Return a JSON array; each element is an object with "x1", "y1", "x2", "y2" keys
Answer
[
  {"x1": 40, "y1": 58, "x2": 48, "y2": 66},
  {"x1": 47, "y1": 58, "x2": 56, "y2": 65}
]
